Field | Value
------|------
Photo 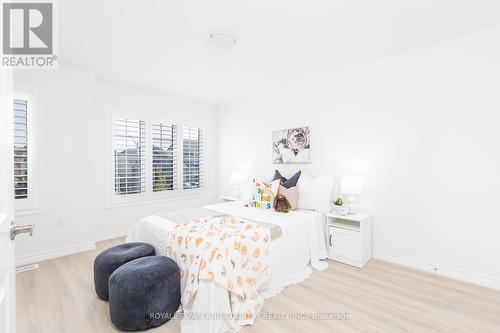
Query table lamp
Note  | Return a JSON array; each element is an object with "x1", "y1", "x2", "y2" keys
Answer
[
  {"x1": 230, "y1": 172, "x2": 243, "y2": 197},
  {"x1": 341, "y1": 176, "x2": 363, "y2": 213}
]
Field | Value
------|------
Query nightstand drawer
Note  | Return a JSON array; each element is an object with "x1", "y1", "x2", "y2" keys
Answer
[{"x1": 329, "y1": 226, "x2": 361, "y2": 265}]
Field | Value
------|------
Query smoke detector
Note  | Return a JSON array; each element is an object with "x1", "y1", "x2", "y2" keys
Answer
[{"x1": 209, "y1": 32, "x2": 237, "y2": 48}]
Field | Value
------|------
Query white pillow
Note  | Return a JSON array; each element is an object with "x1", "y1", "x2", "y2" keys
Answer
[
  {"x1": 240, "y1": 174, "x2": 272, "y2": 202},
  {"x1": 297, "y1": 173, "x2": 333, "y2": 214},
  {"x1": 250, "y1": 179, "x2": 280, "y2": 210}
]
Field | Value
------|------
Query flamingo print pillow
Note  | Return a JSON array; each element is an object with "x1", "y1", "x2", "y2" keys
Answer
[{"x1": 250, "y1": 179, "x2": 280, "y2": 210}]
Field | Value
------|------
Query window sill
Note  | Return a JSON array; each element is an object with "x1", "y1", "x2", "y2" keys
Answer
[
  {"x1": 105, "y1": 192, "x2": 208, "y2": 209},
  {"x1": 15, "y1": 209, "x2": 43, "y2": 217}
]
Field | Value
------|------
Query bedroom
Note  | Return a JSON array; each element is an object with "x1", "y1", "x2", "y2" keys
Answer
[{"x1": 0, "y1": 0, "x2": 500, "y2": 332}]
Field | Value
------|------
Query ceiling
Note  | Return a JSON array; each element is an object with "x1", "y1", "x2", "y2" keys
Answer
[{"x1": 59, "y1": 0, "x2": 500, "y2": 105}]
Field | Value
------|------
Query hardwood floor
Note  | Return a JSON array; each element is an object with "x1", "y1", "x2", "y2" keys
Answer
[{"x1": 16, "y1": 238, "x2": 500, "y2": 333}]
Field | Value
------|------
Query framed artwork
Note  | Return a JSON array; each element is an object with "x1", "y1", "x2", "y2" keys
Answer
[{"x1": 272, "y1": 127, "x2": 310, "y2": 164}]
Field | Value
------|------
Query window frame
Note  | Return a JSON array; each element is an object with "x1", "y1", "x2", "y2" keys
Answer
[
  {"x1": 112, "y1": 117, "x2": 147, "y2": 197},
  {"x1": 180, "y1": 123, "x2": 204, "y2": 193},
  {"x1": 151, "y1": 122, "x2": 178, "y2": 193},
  {"x1": 106, "y1": 107, "x2": 206, "y2": 207},
  {"x1": 13, "y1": 90, "x2": 39, "y2": 214}
]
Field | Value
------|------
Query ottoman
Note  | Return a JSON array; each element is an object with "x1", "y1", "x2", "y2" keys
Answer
[
  {"x1": 108, "y1": 256, "x2": 181, "y2": 331},
  {"x1": 94, "y1": 242, "x2": 155, "y2": 300}
]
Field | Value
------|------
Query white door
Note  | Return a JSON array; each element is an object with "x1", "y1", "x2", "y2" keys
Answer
[{"x1": 0, "y1": 61, "x2": 16, "y2": 332}]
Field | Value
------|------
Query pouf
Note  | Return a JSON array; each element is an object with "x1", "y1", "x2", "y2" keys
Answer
[
  {"x1": 108, "y1": 256, "x2": 181, "y2": 331},
  {"x1": 94, "y1": 242, "x2": 156, "y2": 300}
]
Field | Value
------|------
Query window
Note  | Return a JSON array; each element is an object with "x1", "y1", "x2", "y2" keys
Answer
[
  {"x1": 113, "y1": 118, "x2": 146, "y2": 195},
  {"x1": 109, "y1": 112, "x2": 204, "y2": 204},
  {"x1": 152, "y1": 123, "x2": 177, "y2": 192},
  {"x1": 13, "y1": 91, "x2": 37, "y2": 213},
  {"x1": 14, "y1": 98, "x2": 29, "y2": 200},
  {"x1": 183, "y1": 126, "x2": 203, "y2": 190}
]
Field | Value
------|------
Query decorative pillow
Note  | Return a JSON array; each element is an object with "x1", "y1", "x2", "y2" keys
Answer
[
  {"x1": 250, "y1": 179, "x2": 280, "y2": 210},
  {"x1": 277, "y1": 185, "x2": 298, "y2": 210},
  {"x1": 272, "y1": 170, "x2": 301, "y2": 189},
  {"x1": 297, "y1": 173, "x2": 333, "y2": 214},
  {"x1": 272, "y1": 170, "x2": 286, "y2": 183}
]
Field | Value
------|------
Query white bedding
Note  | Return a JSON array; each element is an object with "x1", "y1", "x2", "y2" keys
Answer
[{"x1": 126, "y1": 201, "x2": 328, "y2": 333}]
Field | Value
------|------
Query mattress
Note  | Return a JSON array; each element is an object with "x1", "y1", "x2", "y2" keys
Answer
[
  {"x1": 126, "y1": 201, "x2": 328, "y2": 333},
  {"x1": 204, "y1": 201, "x2": 329, "y2": 291},
  {"x1": 128, "y1": 201, "x2": 328, "y2": 294}
]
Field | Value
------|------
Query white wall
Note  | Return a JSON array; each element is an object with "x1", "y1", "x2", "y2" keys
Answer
[
  {"x1": 215, "y1": 26, "x2": 500, "y2": 287},
  {"x1": 13, "y1": 26, "x2": 500, "y2": 289},
  {"x1": 94, "y1": 81, "x2": 217, "y2": 239},
  {"x1": 14, "y1": 65, "x2": 98, "y2": 261},
  {"x1": 13, "y1": 65, "x2": 218, "y2": 263}
]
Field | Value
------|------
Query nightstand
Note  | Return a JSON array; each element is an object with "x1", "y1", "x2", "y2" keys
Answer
[
  {"x1": 221, "y1": 195, "x2": 241, "y2": 202},
  {"x1": 326, "y1": 212, "x2": 372, "y2": 268}
]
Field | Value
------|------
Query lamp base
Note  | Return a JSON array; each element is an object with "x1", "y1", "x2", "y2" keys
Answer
[
  {"x1": 347, "y1": 195, "x2": 358, "y2": 214},
  {"x1": 232, "y1": 185, "x2": 241, "y2": 198}
]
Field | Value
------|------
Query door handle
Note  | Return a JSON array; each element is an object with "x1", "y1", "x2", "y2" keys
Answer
[
  {"x1": 329, "y1": 234, "x2": 332, "y2": 247},
  {"x1": 10, "y1": 224, "x2": 35, "y2": 240}
]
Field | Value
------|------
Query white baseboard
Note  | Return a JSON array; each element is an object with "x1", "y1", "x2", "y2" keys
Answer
[
  {"x1": 16, "y1": 242, "x2": 96, "y2": 267},
  {"x1": 15, "y1": 229, "x2": 130, "y2": 267},
  {"x1": 373, "y1": 249, "x2": 500, "y2": 290},
  {"x1": 95, "y1": 228, "x2": 130, "y2": 242}
]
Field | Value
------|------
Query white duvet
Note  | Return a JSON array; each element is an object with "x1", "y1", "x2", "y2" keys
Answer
[{"x1": 127, "y1": 201, "x2": 328, "y2": 333}]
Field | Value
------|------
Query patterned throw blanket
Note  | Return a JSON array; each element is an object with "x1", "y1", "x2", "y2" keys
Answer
[{"x1": 166, "y1": 215, "x2": 271, "y2": 325}]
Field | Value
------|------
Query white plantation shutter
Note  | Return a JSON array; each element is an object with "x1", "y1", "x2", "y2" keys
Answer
[
  {"x1": 113, "y1": 118, "x2": 146, "y2": 195},
  {"x1": 152, "y1": 123, "x2": 177, "y2": 192},
  {"x1": 183, "y1": 126, "x2": 203, "y2": 190},
  {"x1": 13, "y1": 98, "x2": 28, "y2": 199}
]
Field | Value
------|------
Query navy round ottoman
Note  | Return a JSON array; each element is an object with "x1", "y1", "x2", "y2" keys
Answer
[
  {"x1": 94, "y1": 242, "x2": 155, "y2": 301},
  {"x1": 109, "y1": 256, "x2": 181, "y2": 331}
]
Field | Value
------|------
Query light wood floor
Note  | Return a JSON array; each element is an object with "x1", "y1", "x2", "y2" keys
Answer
[{"x1": 16, "y1": 238, "x2": 500, "y2": 333}]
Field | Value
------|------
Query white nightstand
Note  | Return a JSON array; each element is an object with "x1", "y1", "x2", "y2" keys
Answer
[
  {"x1": 221, "y1": 195, "x2": 241, "y2": 202},
  {"x1": 326, "y1": 212, "x2": 372, "y2": 268}
]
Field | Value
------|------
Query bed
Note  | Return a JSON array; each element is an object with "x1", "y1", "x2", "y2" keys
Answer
[{"x1": 127, "y1": 200, "x2": 328, "y2": 333}]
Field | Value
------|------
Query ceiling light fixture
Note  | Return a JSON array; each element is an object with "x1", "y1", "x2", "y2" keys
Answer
[{"x1": 209, "y1": 32, "x2": 237, "y2": 49}]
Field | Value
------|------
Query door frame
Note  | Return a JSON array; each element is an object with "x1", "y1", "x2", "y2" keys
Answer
[{"x1": 0, "y1": 53, "x2": 16, "y2": 333}]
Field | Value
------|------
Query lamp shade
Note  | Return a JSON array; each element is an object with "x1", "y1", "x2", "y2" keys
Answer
[
  {"x1": 342, "y1": 176, "x2": 363, "y2": 195},
  {"x1": 230, "y1": 172, "x2": 243, "y2": 185}
]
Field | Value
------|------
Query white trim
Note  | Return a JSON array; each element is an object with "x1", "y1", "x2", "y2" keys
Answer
[
  {"x1": 14, "y1": 209, "x2": 43, "y2": 217},
  {"x1": 373, "y1": 249, "x2": 500, "y2": 290},
  {"x1": 94, "y1": 229, "x2": 130, "y2": 242},
  {"x1": 104, "y1": 105, "x2": 208, "y2": 207},
  {"x1": 13, "y1": 90, "x2": 39, "y2": 212},
  {"x1": 15, "y1": 242, "x2": 96, "y2": 267}
]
